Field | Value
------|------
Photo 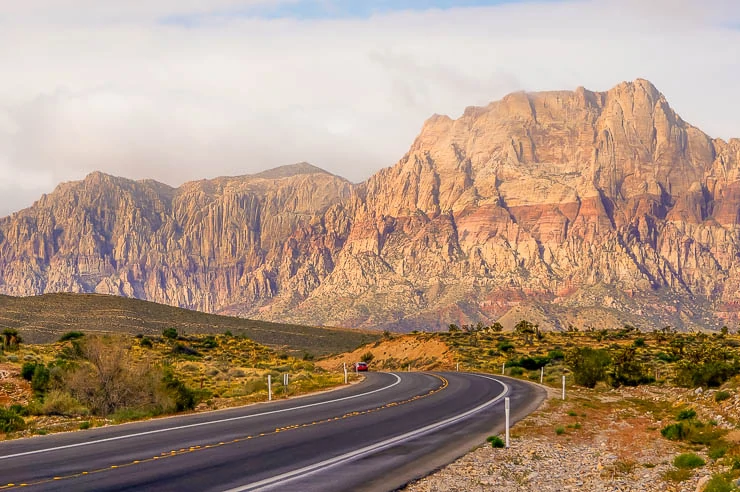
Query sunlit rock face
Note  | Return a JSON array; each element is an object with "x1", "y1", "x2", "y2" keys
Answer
[{"x1": 2, "y1": 81, "x2": 740, "y2": 332}]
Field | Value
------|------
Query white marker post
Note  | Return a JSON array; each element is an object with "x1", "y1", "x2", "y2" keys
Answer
[
  {"x1": 283, "y1": 373, "x2": 289, "y2": 396},
  {"x1": 268, "y1": 374, "x2": 272, "y2": 401},
  {"x1": 343, "y1": 362, "x2": 348, "y2": 384},
  {"x1": 540, "y1": 366, "x2": 544, "y2": 384},
  {"x1": 456, "y1": 362, "x2": 459, "y2": 372},
  {"x1": 505, "y1": 397, "x2": 510, "y2": 448},
  {"x1": 502, "y1": 363, "x2": 505, "y2": 375},
  {"x1": 562, "y1": 375, "x2": 566, "y2": 400}
]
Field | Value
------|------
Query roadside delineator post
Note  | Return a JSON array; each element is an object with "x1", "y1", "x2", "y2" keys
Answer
[
  {"x1": 456, "y1": 362, "x2": 459, "y2": 372},
  {"x1": 505, "y1": 397, "x2": 510, "y2": 448},
  {"x1": 268, "y1": 374, "x2": 272, "y2": 401},
  {"x1": 540, "y1": 366, "x2": 544, "y2": 384},
  {"x1": 501, "y1": 363, "x2": 505, "y2": 375},
  {"x1": 343, "y1": 362, "x2": 348, "y2": 384},
  {"x1": 283, "y1": 373, "x2": 289, "y2": 396},
  {"x1": 562, "y1": 375, "x2": 566, "y2": 400}
]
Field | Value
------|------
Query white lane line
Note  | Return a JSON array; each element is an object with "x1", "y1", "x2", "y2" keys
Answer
[
  {"x1": 223, "y1": 374, "x2": 509, "y2": 492},
  {"x1": 0, "y1": 373, "x2": 403, "y2": 461}
]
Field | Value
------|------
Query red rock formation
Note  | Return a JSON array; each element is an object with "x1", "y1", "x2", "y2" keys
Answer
[{"x1": 1, "y1": 81, "x2": 739, "y2": 331}]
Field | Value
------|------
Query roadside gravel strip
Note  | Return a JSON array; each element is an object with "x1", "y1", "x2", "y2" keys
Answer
[{"x1": 0, "y1": 373, "x2": 545, "y2": 491}]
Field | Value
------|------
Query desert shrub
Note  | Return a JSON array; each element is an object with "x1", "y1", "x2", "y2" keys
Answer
[
  {"x1": 200, "y1": 336, "x2": 218, "y2": 349},
  {"x1": 31, "y1": 364, "x2": 50, "y2": 395},
  {"x1": 610, "y1": 346, "x2": 654, "y2": 387},
  {"x1": 162, "y1": 328, "x2": 178, "y2": 340},
  {"x1": 487, "y1": 435, "x2": 505, "y2": 448},
  {"x1": 40, "y1": 390, "x2": 88, "y2": 417},
  {"x1": 661, "y1": 423, "x2": 687, "y2": 441},
  {"x1": 715, "y1": 391, "x2": 731, "y2": 402},
  {"x1": 162, "y1": 371, "x2": 198, "y2": 412},
  {"x1": 59, "y1": 331, "x2": 85, "y2": 342},
  {"x1": 171, "y1": 343, "x2": 201, "y2": 357},
  {"x1": 510, "y1": 355, "x2": 550, "y2": 370},
  {"x1": 548, "y1": 349, "x2": 565, "y2": 361},
  {"x1": 633, "y1": 338, "x2": 646, "y2": 347},
  {"x1": 566, "y1": 347, "x2": 611, "y2": 388},
  {"x1": 0, "y1": 408, "x2": 24, "y2": 433},
  {"x1": 8, "y1": 404, "x2": 27, "y2": 416},
  {"x1": 497, "y1": 341, "x2": 515, "y2": 352},
  {"x1": 677, "y1": 408, "x2": 697, "y2": 421},
  {"x1": 21, "y1": 361, "x2": 37, "y2": 381},
  {"x1": 79, "y1": 421, "x2": 91, "y2": 430},
  {"x1": 656, "y1": 352, "x2": 679, "y2": 363},
  {"x1": 140, "y1": 337, "x2": 153, "y2": 348},
  {"x1": 704, "y1": 474, "x2": 736, "y2": 492},
  {"x1": 509, "y1": 367, "x2": 524, "y2": 376},
  {"x1": 673, "y1": 453, "x2": 705, "y2": 469},
  {"x1": 555, "y1": 426, "x2": 565, "y2": 435},
  {"x1": 708, "y1": 443, "x2": 728, "y2": 460},
  {"x1": 675, "y1": 360, "x2": 740, "y2": 388},
  {"x1": 244, "y1": 378, "x2": 268, "y2": 394},
  {"x1": 360, "y1": 352, "x2": 375, "y2": 363}
]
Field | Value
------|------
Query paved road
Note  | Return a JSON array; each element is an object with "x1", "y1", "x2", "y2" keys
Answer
[{"x1": 0, "y1": 372, "x2": 545, "y2": 491}]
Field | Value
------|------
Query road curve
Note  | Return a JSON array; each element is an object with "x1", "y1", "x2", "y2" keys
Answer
[{"x1": 0, "y1": 372, "x2": 545, "y2": 491}]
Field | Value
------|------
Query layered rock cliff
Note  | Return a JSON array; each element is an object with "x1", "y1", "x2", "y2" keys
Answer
[{"x1": 2, "y1": 80, "x2": 739, "y2": 331}]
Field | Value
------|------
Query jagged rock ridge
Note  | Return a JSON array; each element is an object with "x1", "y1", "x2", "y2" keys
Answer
[{"x1": 1, "y1": 79, "x2": 739, "y2": 331}]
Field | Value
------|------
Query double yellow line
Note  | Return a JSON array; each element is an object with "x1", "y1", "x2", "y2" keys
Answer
[{"x1": 1, "y1": 374, "x2": 448, "y2": 490}]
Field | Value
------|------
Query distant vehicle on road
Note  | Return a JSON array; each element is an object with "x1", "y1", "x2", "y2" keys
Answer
[{"x1": 355, "y1": 362, "x2": 368, "y2": 372}]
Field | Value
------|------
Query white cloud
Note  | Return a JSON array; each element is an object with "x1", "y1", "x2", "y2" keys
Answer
[{"x1": 0, "y1": 0, "x2": 738, "y2": 216}]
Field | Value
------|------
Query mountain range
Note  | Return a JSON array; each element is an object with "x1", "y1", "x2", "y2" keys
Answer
[{"x1": 2, "y1": 79, "x2": 739, "y2": 332}]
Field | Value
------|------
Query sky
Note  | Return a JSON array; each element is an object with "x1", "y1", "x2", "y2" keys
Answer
[{"x1": 0, "y1": 0, "x2": 739, "y2": 216}]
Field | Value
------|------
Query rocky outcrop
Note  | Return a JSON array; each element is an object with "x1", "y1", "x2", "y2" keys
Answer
[{"x1": 2, "y1": 81, "x2": 740, "y2": 331}]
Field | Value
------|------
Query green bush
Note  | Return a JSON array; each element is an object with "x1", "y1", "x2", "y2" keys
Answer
[
  {"x1": 555, "y1": 426, "x2": 565, "y2": 435},
  {"x1": 59, "y1": 331, "x2": 85, "y2": 342},
  {"x1": 171, "y1": 343, "x2": 201, "y2": 357},
  {"x1": 708, "y1": 443, "x2": 728, "y2": 460},
  {"x1": 673, "y1": 453, "x2": 705, "y2": 469},
  {"x1": 360, "y1": 352, "x2": 375, "y2": 363},
  {"x1": 40, "y1": 390, "x2": 89, "y2": 417},
  {"x1": 497, "y1": 341, "x2": 515, "y2": 352},
  {"x1": 0, "y1": 408, "x2": 25, "y2": 433},
  {"x1": 487, "y1": 435, "x2": 505, "y2": 448},
  {"x1": 140, "y1": 337, "x2": 153, "y2": 348},
  {"x1": 661, "y1": 423, "x2": 687, "y2": 441},
  {"x1": 162, "y1": 371, "x2": 200, "y2": 412},
  {"x1": 31, "y1": 364, "x2": 50, "y2": 395},
  {"x1": 547, "y1": 349, "x2": 565, "y2": 361},
  {"x1": 509, "y1": 367, "x2": 524, "y2": 376},
  {"x1": 704, "y1": 475, "x2": 736, "y2": 492},
  {"x1": 21, "y1": 361, "x2": 37, "y2": 381},
  {"x1": 715, "y1": 391, "x2": 732, "y2": 402},
  {"x1": 675, "y1": 360, "x2": 740, "y2": 388},
  {"x1": 566, "y1": 347, "x2": 611, "y2": 388},
  {"x1": 79, "y1": 421, "x2": 91, "y2": 430},
  {"x1": 162, "y1": 328, "x2": 178, "y2": 340},
  {"x1": 677, "y1": 408, "x2": 697, "y2": 421}
]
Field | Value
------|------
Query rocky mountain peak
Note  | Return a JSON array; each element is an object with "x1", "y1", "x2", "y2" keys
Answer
[
  {"x1": 253, "y1": 162, "x2": 336, "y2": 180},
  {"x1": 1, "y1": 81, "x2": 739, "y2": 332}
]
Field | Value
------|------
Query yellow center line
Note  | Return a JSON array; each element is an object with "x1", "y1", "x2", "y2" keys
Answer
[{"x1": 1, "y1": 374, "x2": 448, "y2": 490}]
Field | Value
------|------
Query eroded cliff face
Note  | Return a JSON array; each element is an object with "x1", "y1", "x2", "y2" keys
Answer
[
  {"x1": 2, "y1": 81, "x2": 740, "y2": 331},
  {"x1": 0, "y1": 163, "x2": 353, "y2": 315}
]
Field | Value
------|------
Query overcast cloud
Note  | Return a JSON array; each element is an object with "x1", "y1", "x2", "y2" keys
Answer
[{"x1": 0, "y1": 0, "x2": 738, "y2": 216}]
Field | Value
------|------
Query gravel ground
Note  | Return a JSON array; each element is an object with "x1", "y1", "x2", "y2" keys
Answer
[{"x1": 403, "y1": 385, "x2": 727, "y2": 492}]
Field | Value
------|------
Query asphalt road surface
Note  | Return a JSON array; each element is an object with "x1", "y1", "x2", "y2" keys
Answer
[{"x1": 0, "y1": 372, "x2": 545, "y2": 491}]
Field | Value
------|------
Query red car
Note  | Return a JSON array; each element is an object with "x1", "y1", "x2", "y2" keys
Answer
[{"x1": 355, "y1": 362, "x2": 368, "y2": 372}]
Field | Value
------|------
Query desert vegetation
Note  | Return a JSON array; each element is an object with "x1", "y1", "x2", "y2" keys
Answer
[{"x1": 0, "y1": 328, "x2": 356, "y2": 439}]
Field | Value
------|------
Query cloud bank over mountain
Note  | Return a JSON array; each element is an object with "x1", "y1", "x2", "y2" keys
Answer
[{"x1": 0, "y1": 0, "x2": 738, "y2": 216}]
